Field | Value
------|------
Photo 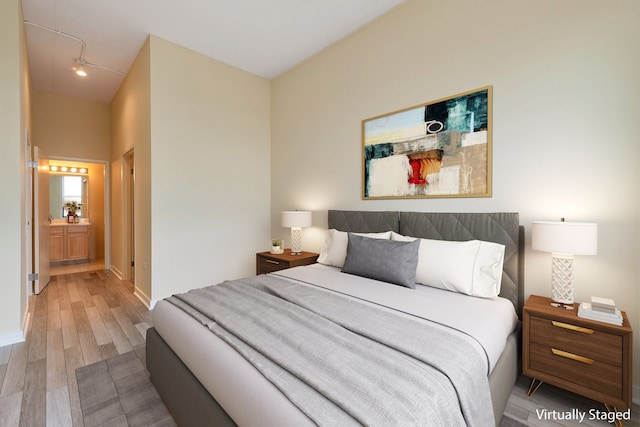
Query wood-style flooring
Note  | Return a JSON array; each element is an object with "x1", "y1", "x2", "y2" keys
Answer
[
  {"x1": 50, "y1": 259, "x2": 105, "y2": 277},
  {"x1": 0, "y1": 268, "x2": 151, "y2": 427}
]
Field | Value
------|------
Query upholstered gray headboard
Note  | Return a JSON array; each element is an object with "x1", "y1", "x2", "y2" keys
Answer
[{"x1": 328, "y1": 210, "x2": 524, "y2": 316}]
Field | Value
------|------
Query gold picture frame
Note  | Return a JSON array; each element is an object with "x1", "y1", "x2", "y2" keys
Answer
[{"x1": 362, "y1": 86, "x2": 492, "y2": 199}]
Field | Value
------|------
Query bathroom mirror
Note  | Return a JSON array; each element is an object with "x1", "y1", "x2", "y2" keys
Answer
[{"x1": 49, "y1": 175, "x2": 89, "y2": 218}]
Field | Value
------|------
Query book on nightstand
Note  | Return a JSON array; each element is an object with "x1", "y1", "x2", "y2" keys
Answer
[
  {"x1": 590, "y1": 296, "x2": 616, "y2": 313},
  {"x1": 578, "y1": 297, "x2": 623, "y2": 325}
]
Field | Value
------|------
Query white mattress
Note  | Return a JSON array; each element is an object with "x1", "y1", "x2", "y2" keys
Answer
[{"x1": 152, "y1": 264, "x2": 519, "y2": 427}]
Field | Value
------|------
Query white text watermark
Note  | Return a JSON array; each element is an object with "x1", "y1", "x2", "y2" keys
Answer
[{"x1": 536, "y1": 408, "x2": 631, "y2": 424}]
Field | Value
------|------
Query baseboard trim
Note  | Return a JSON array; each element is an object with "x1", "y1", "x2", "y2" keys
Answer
[
  {"x1": 21, "y1": 307, "x2": 32, "y2": 337},
  {"x1": 0, "y1": 331, "x2": 25, "y2": 347},
  {"x1": 5, "y1": 302, "x2": 34, "y2": 348},
  {"x1": 110, "y1": 266, "x2": 124, "y2": 280},
  {"x1": 134, "y1": 288, "x2": 152, "y2": 310}
]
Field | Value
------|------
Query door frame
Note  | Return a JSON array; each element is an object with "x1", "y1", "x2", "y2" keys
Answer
[
  {"x1": 123, "y1": 150, "x2": 135, "y2": 282},
  {"x1": 48, "y1": 156, "x2": 111, "y2": 270}
]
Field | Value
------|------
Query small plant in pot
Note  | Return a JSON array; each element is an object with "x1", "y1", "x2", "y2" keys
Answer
[{"x1": 270, "y1": 239, "x2": 284, "y2": 254}]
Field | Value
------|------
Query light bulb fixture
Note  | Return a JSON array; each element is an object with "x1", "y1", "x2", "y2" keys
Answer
[
  {"x1": 75, "y1": 64, "x2": 87, "y2": 77},
  {"x1": 281, "y1": 211, "x2": 312, "y2": 255},
  {"x1": 49, "y1": 165, "x2": 89, "y2": 175}
]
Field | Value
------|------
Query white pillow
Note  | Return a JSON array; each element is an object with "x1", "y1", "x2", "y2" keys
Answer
[
  {"x1": 474, "y1": 241, "x2": 507, "y2": 297},
  {"x1": 318, "y1": 229, "x2": 392, "y2": 268},
  {"x1": 391, "y1": 232, "x2": 505, "y2": 298}
]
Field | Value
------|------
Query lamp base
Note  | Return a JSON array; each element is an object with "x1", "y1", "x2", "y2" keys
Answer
[
  {"x1": 550, "y1": 253, "x2": 575, "y2": 306},
  {"x1": 290, "y1": 227, "x2": 303, "y2": 255},
  {"x1": 550, "y1": 301, "x2": 575, "y2": 310}
]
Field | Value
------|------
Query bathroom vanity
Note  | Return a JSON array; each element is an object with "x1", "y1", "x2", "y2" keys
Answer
[{"x1": 50, "y1": 222, "x2": 90, "y2": 262}]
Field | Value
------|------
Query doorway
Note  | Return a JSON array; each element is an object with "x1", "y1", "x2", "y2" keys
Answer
[{"x1": 48, "y1": 158, "x2": 109, "y2": 276}]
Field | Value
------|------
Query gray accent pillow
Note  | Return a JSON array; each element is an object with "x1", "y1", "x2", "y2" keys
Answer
[{"x1": 342, "y1": 233, "x2": 419, "y2": 289}]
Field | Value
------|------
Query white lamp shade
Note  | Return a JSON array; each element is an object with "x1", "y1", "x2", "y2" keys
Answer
[
  {"x1": 281, "y1": 211, "x2": 312, "y2": 228},
  {"x1": 531, "y1": 221, "x2": 598, "y2": 255}
]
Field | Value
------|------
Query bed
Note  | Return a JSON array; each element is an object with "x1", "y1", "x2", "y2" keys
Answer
[{"x1": 147, "y1": 210, "x2": 524, "y2": 426}]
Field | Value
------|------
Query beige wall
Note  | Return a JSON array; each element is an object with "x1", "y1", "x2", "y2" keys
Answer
[
  {"x1": 111, "y1": 35, "x2": 272, "y2": 306},
  {"x1": 0, "y1": 0, "x2": 31, "y2": 344},
  {"x1": 111, "y1": 37, "x2": 151, "y2": 298},
  {"x1": 148, "y1": 35, "x2": 271, "y2": 304},
  {"x1": 272, "y1": 0, "x2": 640, "y2": 391},
  {"x1": 31, "y1": 90, "x2": 111, "y2": 161}
]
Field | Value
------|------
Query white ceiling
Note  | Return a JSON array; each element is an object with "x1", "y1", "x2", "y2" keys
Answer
[{"x1": 22, "y1": 0, "x2": 406, "y2": 103}]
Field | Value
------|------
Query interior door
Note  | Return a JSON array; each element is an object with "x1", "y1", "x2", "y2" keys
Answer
[
  {"x1": 33, "y1": 146, "x2": 50, "y2": 294},
  {"x1": 129, "y1": 153, "x2": 135, "y2": 281},
  {"x1": 125, "y1": 151, "x2": 135, "y2": 281},
  {"x1": 25, "y1": 130, "x2": 33, "y2": 301}
]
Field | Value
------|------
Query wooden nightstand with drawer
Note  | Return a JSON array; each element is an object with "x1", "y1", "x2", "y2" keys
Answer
[
  {"x1": 256, "y1": 249, "x2": 319, "y2": 275},
  {"x1": 523, "y1": 295, "x2": 633, "y2": 413}
]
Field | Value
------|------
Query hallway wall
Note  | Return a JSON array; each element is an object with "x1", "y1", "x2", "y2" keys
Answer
[
  {"x1": 31, "y1": 90, "x2": 111, "y2": 161},
  {"x1": 0, "y1": 0, "x2": 32, "y2": 344}
]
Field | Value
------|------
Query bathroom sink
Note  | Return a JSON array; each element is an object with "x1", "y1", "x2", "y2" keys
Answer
[{"x1": 50, "y1": 218, "x2": 90, "y2": 225}]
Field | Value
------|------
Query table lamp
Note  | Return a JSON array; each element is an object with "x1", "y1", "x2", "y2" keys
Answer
[
  {"x1": 281, "y1": 211, "x2": 312, "y2": 255},
  {"x1": 532, "y1": 219, "x2": 598, "y2": 309}
]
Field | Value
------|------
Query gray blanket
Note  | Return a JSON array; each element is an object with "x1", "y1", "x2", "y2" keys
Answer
[{"x1": 167, "y1": 275, "x2": 494, "y2": 427}]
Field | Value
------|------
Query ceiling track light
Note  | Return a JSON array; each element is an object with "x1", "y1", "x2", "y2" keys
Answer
[
  {"x1": 24, "y1": 20, "x2": 127, "y2": 77},
  {"x1": 74, "y1": 60, "x2": 88, "y2": 77}
]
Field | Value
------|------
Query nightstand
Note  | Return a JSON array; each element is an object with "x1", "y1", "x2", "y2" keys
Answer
[
  {"x1": 523, "y1": 295, "x2": 633, "y2": 414},
  {"x1": 256, "y1": 249, "x2": 319, "y2": 275}
]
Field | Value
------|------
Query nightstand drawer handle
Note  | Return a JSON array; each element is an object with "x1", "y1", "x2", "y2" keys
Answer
[
  {"x1": 265, "y1": 259, "x2": 280, "y2": 265},
  {"x1": 551, "y1": 321, "x2": 594, "y2": 335},
  {"x1": 551, "y1": 348, "x2": 594, "y2": 365}
]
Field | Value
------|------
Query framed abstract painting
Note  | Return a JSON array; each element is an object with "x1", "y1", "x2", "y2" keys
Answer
[{"x1": 362, "y1": 86, "x2": 492, "y2": 199}]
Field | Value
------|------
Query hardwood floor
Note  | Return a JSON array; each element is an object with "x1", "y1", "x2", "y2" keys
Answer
[
  {"x1": 0, "y1": 269, "x2": 151, "y2": 427},
  {"x1": 50, "y1": 259, "x2": 106, "y2": 277}
]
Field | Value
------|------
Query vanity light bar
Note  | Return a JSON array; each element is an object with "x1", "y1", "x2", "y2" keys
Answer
[{"x1": 49, "y1": 165, "x2": 88, "y2": 174}]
